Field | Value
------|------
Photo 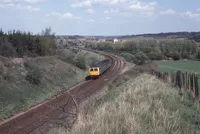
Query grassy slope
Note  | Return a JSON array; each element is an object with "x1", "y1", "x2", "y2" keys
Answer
[
  {"x1": 157, "y1": 60, "x2": 200, "y2": 73},
  {"x1": 0, "y1": 49, "x2": 103, "y2": 120},
  {"x1": 48, "y1": 73, "x2": 200, "y2": 134}
]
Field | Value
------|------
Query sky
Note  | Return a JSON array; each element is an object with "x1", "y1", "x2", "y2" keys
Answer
[{"x1": 0, "y1": 0, "x2": 200, "y2": 35}]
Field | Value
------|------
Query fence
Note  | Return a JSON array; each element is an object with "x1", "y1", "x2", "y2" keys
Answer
[{"x1": 150, "y1": 70, "x2": 200, "y2": 100}]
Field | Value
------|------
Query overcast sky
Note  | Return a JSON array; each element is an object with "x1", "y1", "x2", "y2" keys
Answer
[{"x1": 0, "y1": 0, "x2": 200, "y2": 35}]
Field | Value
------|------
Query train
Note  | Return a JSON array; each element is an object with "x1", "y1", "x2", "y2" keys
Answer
[{"x1": 85, "y1": 59, "x2": 112, "y2": 80}]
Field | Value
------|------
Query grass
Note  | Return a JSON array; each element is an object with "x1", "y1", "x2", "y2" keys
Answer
[
  {"x1": 0, "y1": 49, "x2": 103, "y2": 120},
  {"x1": 47, "y1": 73, "x2": 200, "y2": 134},
  {"x1": 157, "y1": 60, "x2": 200, "y2": 74}
]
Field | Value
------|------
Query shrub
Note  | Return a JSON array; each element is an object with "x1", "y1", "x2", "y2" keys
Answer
[
  {"x1": 147, "y1": 52, "x2": 166, "y2": 60},
  {"x1": 134, "y1": 52, "x2": 149, "y2": 65},
  {"x1": 0, "y1": 42, "x2": 15, "y2": 57},
  {"x1": 120, "y1": 53, "x2": 136, "y2": 63},
  {"x1": 59, "y1": 49, "x2": 75, "y2": 64},
  {"x1": 24, "y1": 61, "x2": 35, "y2": 69},
  {"x1": 196, "y1": 50, "x2": 200, "y2": 59},
  {"x1": 26, "y1": 68, "x2": 42, "y2": 85},
  {"x1": 182, "y1": 51, "x2": 191, "y2": 59},
  {"x1": 167, "y1": 52, "x2": 180, "y2": 60},
  {"x1": 74, "y1": 54, "x2": 86, "y2": 70}
]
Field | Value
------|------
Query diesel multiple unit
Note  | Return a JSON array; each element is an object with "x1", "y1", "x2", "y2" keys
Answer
[{"x1": 86, "y1": 59, "x2": 112, "y2": 80}]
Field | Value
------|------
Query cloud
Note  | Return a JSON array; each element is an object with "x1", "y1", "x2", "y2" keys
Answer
[
  {"x1": 88, "y1": 18, "x2": 94, "y2": 22},
  {"x1": 197, "y1": 8, "x2": 200, "y2": 12},
  {"x1": 0, "y1": 4, "x2": 5, "y2": 8},
  {"x1": 160, "y1": 9, "x2": 176, "y2": 15},
  {"x1": 24, "y1": 0, "x2": 47, "y2": 3},
  {"x1": 0, "y1": 3, "x2": 40, "y2": 11},
  {"x1": 106, "y1": 16, "x2": 111, "y2": 20},
  {"x1": 127, "y1": 1, "x2": 157, "y2": 18},
  {"x1": 129, "y1": 1, "x2": 157, "y2": 12},
  {"x1": 142, "y1": 12, "x2": 154, "y2": 17},
  {"x1": 0, "y1": 0, "x2": 47, "y2": 3},
  {"x1": 86, "y1": 8, "x2": 95, "y2": 14},
  {"x1": 47, "y1": 12, "x2": 80, "y2": 20},
  {"x1": 71, "y1": 0, "x2": 129, "y2": 8},
  {"x1": 104, "y1": 9, "x2": 119, "y2": 14},
  {"x1": 183, "y1": 11, "x2": 200, "y2": 20},
  {"x1": 71, "y1": 0, "x2": 92, "y2": 8}
]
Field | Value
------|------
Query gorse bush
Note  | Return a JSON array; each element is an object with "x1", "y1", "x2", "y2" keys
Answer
[{"x1": 26, "y1": 68, "x2": 42, "y2": 85}]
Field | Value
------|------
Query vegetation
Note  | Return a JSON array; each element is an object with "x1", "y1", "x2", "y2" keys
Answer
[
  {"x1": 25, "y1": 67, "x2": 43, "y2": 85},
  {"x1": 0, "y1": 27, "x2": 56, "y2": 57},
  {"x1": 57, "y1": 48, "x2": 104, "y2": 69},
  {"x1": 47, "y1": 73, "x2": 200, "y2": 134},
  {"x1": 119, "y1": 31, "x2": 200, "y2": 42},
  {"x1": 157, "y1": 60, "x2": 200, "y2": 74},
  {"x1": 86, "y1": 39, "x2": 198, "y2": 65},
  {"x1": 0, "y1": 47, "x2": 104, "y2": 120}
]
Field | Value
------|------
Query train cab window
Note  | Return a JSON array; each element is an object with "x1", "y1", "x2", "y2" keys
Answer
[
  {"x1": 94, "y1": 68, "x2": 98, "y2": 71},
  {"x1": 90, "y1": 68, "x2": 94, "y2": 71}
]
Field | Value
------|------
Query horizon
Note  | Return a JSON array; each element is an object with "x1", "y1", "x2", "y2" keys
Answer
[{"x1": 1, "y1": 28, "x2": 200, "y2": 37}]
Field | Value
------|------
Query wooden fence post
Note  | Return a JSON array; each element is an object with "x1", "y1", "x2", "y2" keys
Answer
[
  {"x1": 185, "y1": 72, "x2": 188, "y2": 90},
  {"x1": 188, "y1": 73, "x2": 191, "y2": 91},
  {"x1": 166, "y1": 72, "x2": 170, "y2": 83},
  {"x1": 174, "y1": 72, "x2": 176, "y2": 86},
  {"x1": 194, "y1": 73, "x2": 199, "y2": 99},
  {"x1": 170, "y1": 73, "x2": 173, "y2": 85},
  {"x1": 190, "y1": 73, "x2": 193, "y2": 92},
  {"x1": 180, "y1": 71, "x2": 184, "y2": 92},
  {"x1": 182, "y1": 72, "x2": 185, "y2": 90},
  {"x1": 193, "y1": 73, "x2": 196, "y2": 98},
  {"x1": 176, "y1": 71, "x2": 182, "y2": 95}
]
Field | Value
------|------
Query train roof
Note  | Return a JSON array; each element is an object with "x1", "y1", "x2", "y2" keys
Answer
[{"x1": 90, "y1": 59, "x2": 110, "y2": 67}]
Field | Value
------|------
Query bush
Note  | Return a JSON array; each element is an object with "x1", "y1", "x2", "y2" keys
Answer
[
  {"x1": 120, "y1": 53, "x2": 136, "y2": 63},
  {"x1": 74, "y1": 54, "x2": 86, "y2": 70},
  {"x1": 0, "y1": 42, "x2": 15, "y2": 57},
  {"x1": 147, "y1": 52, "x2": 166, "y2": 60},
  {"x1": 26, "y1": 68, "x2": 42, "y2": 85},
  {"x1": 167, "y1": 52, "x2": 180, "y2": 60},
  {"x1": 59, "y1": 49, "x2": 75, "y2": 64},
  {"x1": 24, "y1": 61, "x2": 35, "y2": 70},
  {"x1": 196, "y1": 50, "x2": 200, "y2": 59},
  {"x1": 134, "y1": 52, "x2": 149, "y2": 65},
  {"x1": 182, "y1": 51, "x2": 191, "y2": 59}
]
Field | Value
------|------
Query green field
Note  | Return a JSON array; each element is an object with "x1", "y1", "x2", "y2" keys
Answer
[{"x1": 157, "y1": 60, "x2": 200, "y2": 74}]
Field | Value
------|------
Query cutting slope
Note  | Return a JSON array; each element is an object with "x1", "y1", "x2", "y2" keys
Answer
[
  {"x1": 48, "y1": 73, "x2": 200, "y2": 134},
  {"x1": 0, "y1": 51, "x2": 124, "y2": 134}
]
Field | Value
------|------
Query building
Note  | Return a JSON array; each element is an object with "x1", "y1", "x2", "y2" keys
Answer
[{"x1": 114, "y1": 38, "x2": 119, "y2": 44}]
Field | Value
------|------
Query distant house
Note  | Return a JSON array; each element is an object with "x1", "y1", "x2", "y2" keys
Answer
[{"x1": 114, "y1": 38, "x2": 119, "y2": 44}]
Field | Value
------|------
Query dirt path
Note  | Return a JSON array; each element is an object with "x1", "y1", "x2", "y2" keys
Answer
[{"x1": 0, "y1": 50, "x2": 125, "y2": 134}]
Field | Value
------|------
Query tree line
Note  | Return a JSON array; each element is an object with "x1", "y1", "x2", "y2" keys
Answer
[
  {"x1": 119, "y1": 32, "x2": 200, "y2": 42},
  {"x1": 86, "y1": 39, "x2": 199, "y2": 64},
  {"x1": 0, "y1": 27, "x2": 56, "y2": 57}
]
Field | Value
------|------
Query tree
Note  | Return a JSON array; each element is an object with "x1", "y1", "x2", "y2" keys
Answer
[
  {"x1": 134, "y1": 52, "x2": 149, "y2": 65},
  {"x1": 41, "y1": 27, "x2": 55, "y2": 36},
  {"x1": 0, "y1": 41, "x2": 15, "y2": 57}
]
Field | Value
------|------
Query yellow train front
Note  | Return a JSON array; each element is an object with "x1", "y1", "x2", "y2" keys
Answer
[
  {"x1": 85, "y1": 59, "x2": 111, "y2": 80},
  {"x1": 88, "y1": 67, "x2": 100, "y2": 79}
]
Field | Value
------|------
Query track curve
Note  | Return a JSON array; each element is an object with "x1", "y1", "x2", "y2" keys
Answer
[{"x1": 0, "y1": 49, "x2": 125, "y2": 134}]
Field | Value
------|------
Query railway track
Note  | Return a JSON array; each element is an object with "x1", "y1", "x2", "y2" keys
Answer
[{"x1": 0, "y1": 49, "x2": 125, "y2": 134}]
